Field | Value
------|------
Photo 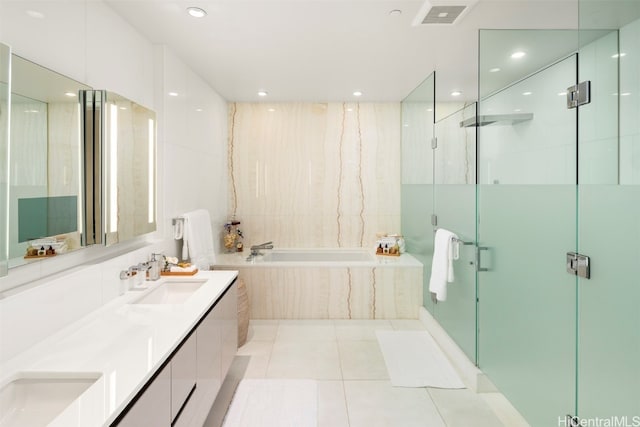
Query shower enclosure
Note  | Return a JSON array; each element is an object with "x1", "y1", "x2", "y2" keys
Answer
[{"x1": 402, "y1": 5, "x2": 640, "y2": 424}]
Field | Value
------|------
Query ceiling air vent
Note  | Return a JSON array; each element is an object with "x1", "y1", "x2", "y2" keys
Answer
[
  {"x1": 412, "y1": 0, "x2": 478, "y2": 26},
  {"x1": 422, "y1": 6, "x2": 466, "y2": 24}
]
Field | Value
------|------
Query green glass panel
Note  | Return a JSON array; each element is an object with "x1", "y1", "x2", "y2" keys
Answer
[
  {"x1": 401, "y1": 184, "x2": 434, "y2": 311},
  {"x1": 401, "y1": 72, "x2": 435, "y2": 311},
  {"x1": 432, "y1": 104, "x2": 477, "y2": 363},
  {"x1": 478, "y1": 185, "x2": 577, "y2": 425},
  {"x1": 577, "y1": 13, "x2": 640, "y2": 419},
  {"x1": 577, "y1": 186, "x2": 640, "y2": 418},
  {"x1": 477, "y1": 38, "x2": 578, "y2": 425}
]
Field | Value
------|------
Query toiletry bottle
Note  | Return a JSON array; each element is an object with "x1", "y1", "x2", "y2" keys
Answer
[
  {"x1": 149, "y1": 254, "x2": 162, "y2": 281},
  {"x1": 376, "y1": 243, "x2": 383, "y2": 254}
]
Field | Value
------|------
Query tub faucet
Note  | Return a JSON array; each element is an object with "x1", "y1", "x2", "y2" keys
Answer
[{"x1": 248, "y1": 241, "x2": 274, "y2": 259}]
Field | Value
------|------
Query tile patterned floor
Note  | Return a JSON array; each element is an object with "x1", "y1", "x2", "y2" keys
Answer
[{"x1": 206, "y1": 319, "x2": 520, "y2": 427}]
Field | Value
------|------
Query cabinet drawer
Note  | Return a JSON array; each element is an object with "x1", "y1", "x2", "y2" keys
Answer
[{"x1": 171, "y1": 332, "x2": 197, "y2": 422}]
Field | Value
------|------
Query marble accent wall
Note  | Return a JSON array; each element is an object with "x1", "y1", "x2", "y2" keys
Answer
[
  {"x1": 228, "y1": 102, "x2": 400, "y2": 249},
  {"x1": 220, "y1": 265, "x2": 422, "y2": 320}
]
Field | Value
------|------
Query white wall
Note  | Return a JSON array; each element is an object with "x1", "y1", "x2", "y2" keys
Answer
[
  {"x1": 156, "y1": 46, "x2": 229, "y2": 255},
  {"x1": 0, "y1": 1, "x2": 228, "y2": 293}
]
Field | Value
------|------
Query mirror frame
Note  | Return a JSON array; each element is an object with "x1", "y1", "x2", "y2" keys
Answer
[{"x1": 0, "y1": 43, "x2": 10, "y2": 277}]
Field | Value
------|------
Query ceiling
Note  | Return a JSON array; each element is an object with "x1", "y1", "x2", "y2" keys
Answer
[{"x1": 105, "y1": 0, "x2": 586, "y2": 103}]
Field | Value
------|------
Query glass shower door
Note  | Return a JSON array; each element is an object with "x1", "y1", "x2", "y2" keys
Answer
[
  {"x1": 576, "y1": 20, "x2": 640, "y2": 419},
  {"x1": 401, "y1": 72, "x2": 436, "y2": 312},
  {"x1": 476, "y1": 39, "x2": 578, "y2": 424},
  {"x1": 432, "y1": 103, "x2": 477, "y2": 363}
]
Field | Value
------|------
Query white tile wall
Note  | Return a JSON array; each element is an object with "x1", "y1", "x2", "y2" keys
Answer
[{"x1": 0, "y1": 1, "x2": 229, "y2": 361}]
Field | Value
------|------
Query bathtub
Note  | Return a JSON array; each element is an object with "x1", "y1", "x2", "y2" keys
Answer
[{"x1": 215, "y1": 249, "x2": 423, "y2": 319}]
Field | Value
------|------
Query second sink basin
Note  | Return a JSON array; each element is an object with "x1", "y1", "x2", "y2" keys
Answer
[
  {"x1": 131, "y1": 280, "x2": 207, "y2": 304},
  {"x1": 0, "y1": 372, "x2": 101, "y2": 427}
]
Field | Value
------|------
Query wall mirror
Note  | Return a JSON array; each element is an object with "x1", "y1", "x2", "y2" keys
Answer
[
  {"x1": 8, "y1": 54, "x2": 90, "y2": 268},
  {"x1": 100, "y1": 90, "x2": 157, "y2": 246},
  {"x1": 6, "y1": 55, "x2": 157, "y2": 272},
  {"x1": 0, "y1": 43, "x2": 10, "y2": 277}
]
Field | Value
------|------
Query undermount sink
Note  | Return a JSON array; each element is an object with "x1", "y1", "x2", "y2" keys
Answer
[
  {"x1": 131, "y1": 280, "x2": 207, "y2": 304},
  {"x1": 0, "y1": 372, "x2": 101, "y2": 427}
]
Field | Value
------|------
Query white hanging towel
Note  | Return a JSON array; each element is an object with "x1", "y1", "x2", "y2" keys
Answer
[
  {"x1": 182, "y1": 209, "x2": 216, "y2": 270},
  {"x1": 428, "y1": 228, "x2": 459, "y2": 302}
]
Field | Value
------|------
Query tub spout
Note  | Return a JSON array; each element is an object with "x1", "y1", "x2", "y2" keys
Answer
[{"x1": 248, "y1": 242, "x2": 274, "y2": 259}]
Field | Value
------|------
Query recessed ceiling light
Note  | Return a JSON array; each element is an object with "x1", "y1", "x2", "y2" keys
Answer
[
  {"x1": 389, "y1": 9, "x2": 402, "y2": 16},
  {"x1": 511, "y1": 51, "x2": 526, "y2": 59},
  {"x1": 346, "y1": 108, "x2": 354, "y2": 112},
  {"x1": 489, "y1": 67, "x2": 501, "y2": 73},
  {"x1": 353, "y1": 91, "x2": 363, "y2": 97},
  {"x1": 267, "y1": 108, "x2": 276, "y2": 112},
  {"x1": 522, "y1": 91, "x2": 532, "y2": 96},
  {"x1": 257, "y1": 91, "x2": 268, "y2": 97},
  {"x1": 26, "y1": 10, "x2": 45, "y2": 19},
  {"x1": 196, "y1": 108, "x2": 203, "y2": 112},
  {"x1": 187, "y1": 7, "x2": 207, "y2": 18},
  {"x1": 168, "y1": 92, "x2": 179, "y2": 97},
  {"x1": 64, "y1": 92, "x2": 76, "y2": 97},
  {"x1": 612, "y1": 53, "x2": 627, "y2": 58},
  {"x1": 450, "y1": 91, "x2": 462, "y2": 97}
]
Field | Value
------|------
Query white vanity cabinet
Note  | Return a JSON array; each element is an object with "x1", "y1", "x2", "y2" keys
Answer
[
  {"x1": 116, "y1": 364, "x2": 172, "y2": 427},
  {"x1": 113, "y1": 280, "x2": 238, "y2": 427},
  {"x1": 171, "y1": 332, "x2": 198, "y2": 422},
  {"x1": 176, "y1": 281, "x2": 238, "y2": 427}
]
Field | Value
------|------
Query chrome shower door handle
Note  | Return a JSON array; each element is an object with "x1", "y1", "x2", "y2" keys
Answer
[{"x1": 476, "y1": 246, "x2": 489, "y2": 272}]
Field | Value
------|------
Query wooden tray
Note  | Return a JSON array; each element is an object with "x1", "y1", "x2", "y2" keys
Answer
[
  {"x1": 160, "y1": 269, "x2": 199, "y2": 276},
  {"x1": 376, "y1": 253, "x2": 400, "y2": 257},
  {"x1": 24, "y1": 254, "x2": 57, "y2": 259}
]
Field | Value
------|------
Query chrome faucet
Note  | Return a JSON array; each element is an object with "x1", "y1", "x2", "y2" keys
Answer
[
  {"x1": 247, "y1": 241, "x2": 274, "y2": 260},
  {"x1": 119, "y1": 263, "x2": 148, "y2": 280}
]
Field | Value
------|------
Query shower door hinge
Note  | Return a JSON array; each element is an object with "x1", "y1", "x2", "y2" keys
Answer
[
  {"x1": 431, "y1": 214, "x2": 438, "y2": 227},
  {"x1": 566, "y1": 81, "x2": 591, "y2": 109},
  {"x1": 431, "y1": 137, "x2": 437, "y2": 149},
  {"x1": 566, "y1": 252, "x2": 591, "y2": 279}
]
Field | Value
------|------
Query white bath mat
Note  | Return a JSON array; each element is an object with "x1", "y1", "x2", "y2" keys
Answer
[
  {"x1": 222, "y1": 379, "x2": 318, "y2": 427},
  {"x1": 376, "y1": 330, "x2": 465, "y2": 389}
]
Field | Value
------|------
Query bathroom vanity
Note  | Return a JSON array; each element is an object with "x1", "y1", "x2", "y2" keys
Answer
[{"x1": 0, "y1": 270, "x2": 238, "y2": 427}]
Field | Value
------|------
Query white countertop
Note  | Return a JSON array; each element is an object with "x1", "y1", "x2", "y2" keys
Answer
[{"x1": 0, "y1": 270, "x2": 238, "y2": 427}]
